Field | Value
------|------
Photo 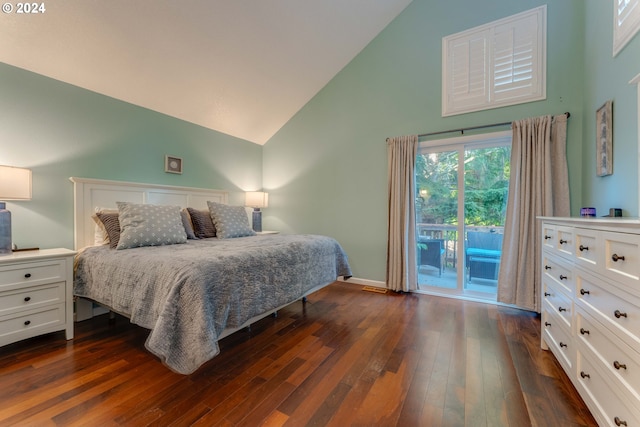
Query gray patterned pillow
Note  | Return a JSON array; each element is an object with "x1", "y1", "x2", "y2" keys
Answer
[
  {"x1": 207, "y1": 201, "x2": 256, "y2": 239},
  {"x1": 116, "y1": 202, "x2": 187, "y2": 250}
]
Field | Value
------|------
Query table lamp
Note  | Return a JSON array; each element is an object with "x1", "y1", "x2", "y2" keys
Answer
[
  {"x1": 0, "y1": 166, "x2": 32, "y2": 254},
  {"x1": 245, "y1": 191, "x2": 269, "y2": 232}
]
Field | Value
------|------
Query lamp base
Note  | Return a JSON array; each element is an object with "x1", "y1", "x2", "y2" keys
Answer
[
  {"x1": 0, "y1": 202, "x2": 12, "y2": 255},
  {"x1": 252, "y1": 208, "x2": 262, "y2": 232}
]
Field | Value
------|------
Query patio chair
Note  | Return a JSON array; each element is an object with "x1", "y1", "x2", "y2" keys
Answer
[
  {"x1": 466, "y1": 231, "x2": 503, "y2": 282},
  {"x1": 418, "y1": 237, "x2": 445, "y2": 276}
]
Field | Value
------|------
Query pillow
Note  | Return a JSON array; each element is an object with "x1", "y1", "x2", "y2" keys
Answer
[
  {"x1": 187, "y1": 207, "x2": 216, "y2": 238},
  {"x1": 93, "y1": 210, "x2": 121, "y2": 249},
  {"x1": 92, "y1": 208, "x2": 113, "y2": 246},
  {"x1": 180, "y1": 209, "x2": 198, "y2": 239},
  {"x1": 207, "y1": 201, "x2": 256, "y2": 239},
  {"x1": 116, "y1": 202, "x2": 187, "y2": 250}
]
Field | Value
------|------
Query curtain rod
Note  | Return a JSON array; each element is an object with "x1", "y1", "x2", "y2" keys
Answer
[{"x1": 418, "y1": 112, "x2": 571, "y2": 138}]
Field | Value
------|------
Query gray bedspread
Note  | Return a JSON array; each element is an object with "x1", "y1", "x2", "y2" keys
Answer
[{"x1": 74, "y1": 234, "x2": 351, "y2": 374}]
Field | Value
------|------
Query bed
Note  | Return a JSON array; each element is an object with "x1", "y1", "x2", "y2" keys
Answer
[{"x1": 70, "y1": 177, "x2": 351, "y2": 374}]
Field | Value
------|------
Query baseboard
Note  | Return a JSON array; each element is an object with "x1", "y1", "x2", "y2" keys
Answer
[{"x1": 338, "y1": 276, "x2": 386, "y2": 289}]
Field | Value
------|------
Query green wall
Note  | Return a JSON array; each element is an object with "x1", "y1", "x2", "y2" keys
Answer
[
  {"x1": 582, "y1": 1, "x2": 640, "y2": 216},
  {"x1": 2, "y1": 0, "x2": 639, "y2": 286},
  {"x1": 0, "y1": 63, "x2": 263, "y2": 250},
  {"x1": 263, "y1": 0, "x2": 587, "y2": 282}
]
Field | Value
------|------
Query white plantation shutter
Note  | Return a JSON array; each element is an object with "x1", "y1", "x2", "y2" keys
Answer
[
  {"x1": 614, "y1": 0, "x2": 640, "y2": 56},
  {"x1": 447, "y1": 31, "x2": 490, "y2": 111},
  {"x1": 443, "y1": 6, "x2": 546, "y2": 116}
]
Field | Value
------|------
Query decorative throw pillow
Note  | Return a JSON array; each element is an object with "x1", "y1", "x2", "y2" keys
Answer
[
  {"x1": 93, "y1": 210, "x2": 121, "y2": 249},
  {"x1": 180, "y1": 209, "x2": 198, "y2": 239},
  {"x1": 116, "y1": 202, "x2": 187, "y2": 250},
  {"x1": 186, "y1": 207, "x2": 216, "y2": 238},
  {"x1": 207, "y1": 201, "x2": 256, "y2": 239}
]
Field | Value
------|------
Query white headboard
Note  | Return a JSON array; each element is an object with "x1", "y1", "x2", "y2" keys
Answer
[{"x1": 70, "y1": 177, "x2": 228, "y2": 250}]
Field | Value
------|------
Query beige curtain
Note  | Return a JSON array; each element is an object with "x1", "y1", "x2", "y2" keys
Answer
[
  {"x1": 497, "y1": 114, "x2": 569, "y2": 311},
  {"x1": 386, "y1": 135, "x2": 419, "y2": 292}
]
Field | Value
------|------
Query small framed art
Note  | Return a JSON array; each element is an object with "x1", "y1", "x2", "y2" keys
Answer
[
  {"x1": 596, "y1": 100, "x2": 613, "y2": 177},
  {"x1": 165, "y1": 156, "x2": 183, "y2": 174}
]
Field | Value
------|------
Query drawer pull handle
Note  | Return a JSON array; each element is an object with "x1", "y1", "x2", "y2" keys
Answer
[
  {"x1": 580, "y1": 289, "x2": 590, "y2": 295},
  {"x1": 24, "y1": 320, "x2": 31, "y2": 326},
  {"x1": 559, "y1": 239, "x2": 567, "y2": 244},
  {"x1": 614, "y1": 416, "x2": 628, "y2": 426},
  {"x1": 612, "y1": 253, "x2": 625, "y2": 262},
  {"x1": 24, "y1": 296, "x2": 31, "y2": 302},
  {"x1": 614, "y1": 310, "x2": 628, "y2": 319},
  {"x1": 544, "y1": 322, "x2": 551, "y2": 327},
  {"x1": 558, "y1": 307, "x2": 567, "y2": 312},
  {"x1": 559, "y1": 275, "x2": 568, "y2": 280},
  {"x1": 579, "y1": 245, "x2": 589, "y2": 251},
  {"x1": 580, "y1": 328, "x2": 590, "y2": 335},
  {"x1": 544, "y1": 265, "x2": 551, "y2": 270},
  {"x1": 544, "y1": 292, "x2": 551, "y2": 297},
  {"x1": 580, "y1": 371, "x2": 590, "y2": 379},
  {"x1": 559, "y1": 342, "x2": 567, "y2": 348},
  {"x1": 613, "y1": 361, "x2": 627, "y2": 370},
  {"x1": 544, "y1": 235, "x2": 552, "y2": 240},
  {"x1": 24, "y1": 273, "x2": 31, "y2": 278}
]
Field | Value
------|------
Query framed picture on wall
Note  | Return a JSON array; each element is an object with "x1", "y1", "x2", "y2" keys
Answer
[
  {"x1": 165, "y1": 156, "x2": 183, "y2": 174},
  {"x1": 596, "y1": 100, "x2": 613, "y2": 177}
]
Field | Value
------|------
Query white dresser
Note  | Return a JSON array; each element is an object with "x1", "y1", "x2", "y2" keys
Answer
[
  {"x1": 541, "y1": 217, "x2": 640, "y2": 427},
  {"x1": 0, "y1": 248, "x2": 75, "y2": 346}
]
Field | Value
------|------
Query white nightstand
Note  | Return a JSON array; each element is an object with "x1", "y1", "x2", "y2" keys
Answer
[
  {"x1": 256, "y1": 231, "x2": 280, "y2": 235},
  {"x1": 0, "y1": 248, "x2": 76, "y2": 347}
]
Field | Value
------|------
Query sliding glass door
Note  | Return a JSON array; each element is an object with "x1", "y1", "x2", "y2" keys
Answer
[{"x1": 415, "y1": 132, "x2": 511, "y2": 301}]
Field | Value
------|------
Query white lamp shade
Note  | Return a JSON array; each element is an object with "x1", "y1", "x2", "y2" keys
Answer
[
  {"x1": 245, "y1": 191, "x2": 269, "y2": 208},
  {"x1": 0, "y1": 166, "x2": 32, "y2": 200}
]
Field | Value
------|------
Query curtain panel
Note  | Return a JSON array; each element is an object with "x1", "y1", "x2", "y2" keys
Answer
[
  {"x1": 497, "y1": 114, "x2": 569, "y2": 311},
  {"x1": 386, "y1": 135, "x2": 418, "y2": 292}
]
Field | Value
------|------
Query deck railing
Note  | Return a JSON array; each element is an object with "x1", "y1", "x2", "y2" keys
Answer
[{"x1": 417, "y1": 224, "x2": 504, "y2": 269}]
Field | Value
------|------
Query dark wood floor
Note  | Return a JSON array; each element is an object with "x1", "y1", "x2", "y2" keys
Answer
[{"x1": 0, "y1": 282, "x2": 597, "y2": 426}]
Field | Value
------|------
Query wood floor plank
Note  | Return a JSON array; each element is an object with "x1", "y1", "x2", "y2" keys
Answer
[{"x1": 0, "y1": 282, "x2": 597, "y2": 426}]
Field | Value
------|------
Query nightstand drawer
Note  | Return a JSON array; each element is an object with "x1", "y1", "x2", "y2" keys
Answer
[
  {"x1": 0, "y1": 282, "x2": 65, "y2": 317},
  {"x1": 0, "y1": 304, "x2": 65, "y2": 344},
  {"x1": 0, "y1": 260, "x2": 66, "y2": 291}
]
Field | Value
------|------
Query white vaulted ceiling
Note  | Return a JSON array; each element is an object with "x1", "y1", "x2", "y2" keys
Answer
[{"x1": 0, "y1": 1, "x2": 412, "y2": 145}]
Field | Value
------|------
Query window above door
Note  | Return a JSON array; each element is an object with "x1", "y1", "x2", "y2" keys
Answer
[{"x1": 442, "y1": 6, "x2": 547, "y2": 116}]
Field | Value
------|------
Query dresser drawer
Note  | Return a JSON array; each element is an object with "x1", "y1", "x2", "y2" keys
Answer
[
  {"x1": 0, "y1": 304, "x2": 65, "y2": 345},
  {"x1": 603, "y1": 231, "x2": 640, "y2": 292},
  {"x1": 576, "y1": 307, "x2": 640, "y2": 400},
  {"x1": 574, "y1": 227, "x2": 599, "y2": 269},
  {"x1": 0, "y1": 282, "x2": 65, "y2": 317},
  {"x1": 542, "y1": 279, "x2": 573, "y2": 329},
  {"x1": 542, "y1": 224, "x2": 557, "y2": 251},
  {"x1": 576, "y1": 349, "x2": 640, "y2": 427},
  {"x1": 0, "y1": 260, "x2": 66, "y2": 291},
  {"x1": 542, "y1": 253, "x2": 574, "y2": 295},
  {"x1": 556, "y1": 226, "x2": 575, "y2": 259},
  {"x1": 542, "y1": 302, "x2": 574, "y2": 371},
  {"x1": 576, "y1": 270, "x2": 640, "y2": 352}
]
